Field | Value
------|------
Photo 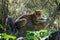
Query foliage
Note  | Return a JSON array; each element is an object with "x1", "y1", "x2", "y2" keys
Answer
[
  {"x1": 7, "y1": 0, "x2": 60, "y2": 23},
  {"x1": 25, "y1": 30, "x2": 52, "y2": 40},
  {"x1": 2, "y1": 33, "x2": 16, "y2": 40},
  {"x1": 0, "y1": 24, "x2": 3, "y2": 29},
  {"x1": 0, "y1": 30, "x2": 55, "y2": 40}
]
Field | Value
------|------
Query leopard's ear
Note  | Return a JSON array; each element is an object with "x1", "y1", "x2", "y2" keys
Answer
[
  {"x1": 35, "y1": 10, "x2": 36, "y2": 12},
  {"x1": 35, "y1": 10, "x2": 42, "y2": 17},
  {"x1": 35, "y1": 10, "x2": 38, "y2": 15},
  {"x1": 35, "y1": 10, "x2": 40, "y2": 13},
  {"x1": 32, "y1": 10, "x2": 36, "y2": 15},
  {"x1": 35, "y1": 10, "x2": 37, "y2": 13},
  {"x1": 35, "y1": 10, "x2": 40, "y2": 14}
]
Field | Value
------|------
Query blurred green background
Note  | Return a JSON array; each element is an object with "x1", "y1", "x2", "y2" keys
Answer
[{"x1": 0, "y1": 0, "x2": 60, "y2": 40}]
